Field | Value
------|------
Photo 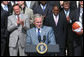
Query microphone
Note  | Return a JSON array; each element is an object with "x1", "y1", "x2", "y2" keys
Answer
[
  {"x1": 43, "y1": 35, "x2": 46, "y2": 43},
  {"x1": 38, "y1": 35, "x2": 41, "y2": 43}
]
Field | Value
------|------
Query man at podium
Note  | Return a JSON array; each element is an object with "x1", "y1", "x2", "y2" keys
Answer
[{"x1": 26, "y1": 14, "x2": 56, "y2": 56}]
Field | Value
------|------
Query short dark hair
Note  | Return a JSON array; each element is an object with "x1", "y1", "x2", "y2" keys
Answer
[
  {"x1": 63, "y1": 1, "x2": 70, "y2": 4},
  {"x1": 52, "y1": 5, "x2": 60, "y2": 10}
]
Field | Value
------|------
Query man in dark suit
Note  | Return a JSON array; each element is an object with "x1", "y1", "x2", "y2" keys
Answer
[
  {"x1": 33, "y1": 1, "x2": 52, "y2": 19},
  {"x1": 1, "y1": 1, "x2": 13, "y2": 16},
  {"x1": 44, "y1": 5, "x2": 67, "y2": 56},
  {"x1": 1, "y1": 1, "x2": 13, "y2": 56},
  {"x1": 60, "y1": 1, "x2": 77, "y2": 56},
  {"x1": 72, "y1": 1, "x2": 83, "y2": 56},
  {"x1": 1, "y1": 10, "x2": 9, "y2": 56}
]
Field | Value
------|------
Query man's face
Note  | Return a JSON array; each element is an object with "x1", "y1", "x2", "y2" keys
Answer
[
  {"x1": 52, "y1": 6, "x2": 59, "y2": 16},
  {"x1": 34, "y1": 18, "x2": 43, "y2": 29},
  {"x1": 63, "y1": 2, "x2": 70, "y2": 10},
  {"x1": 13, "y1": 5, "x2": 20, "y2": 15},
  {"x1": 2, "y1": 1, "x2": 8, "y2": 5},
  {"x1": 80, "y1": 1, "x2": 83, "y2": 8}
]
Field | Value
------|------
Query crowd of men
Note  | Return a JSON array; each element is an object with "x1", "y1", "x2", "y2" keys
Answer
[{"x1": 1, "y1": 1, "x2": 83, "y2": 56}]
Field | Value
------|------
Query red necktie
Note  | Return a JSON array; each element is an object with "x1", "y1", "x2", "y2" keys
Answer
[{"x1": 17, "y1": 15, "x2": 20, "y2": 21}]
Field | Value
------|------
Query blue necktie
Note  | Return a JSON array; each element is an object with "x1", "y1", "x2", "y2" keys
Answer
[
  {"x1": 38, "y1": 29, "x2": 41, "y2": 37},
  {"x1": 43, "y1": 6, "x2": 45, "y2": 12},
  {"x1": 4, "y1": 5, "x2": 8, "y2": 11},
  {"x1": 38, "y1": 29, "x2": 41, "y2": 42}
]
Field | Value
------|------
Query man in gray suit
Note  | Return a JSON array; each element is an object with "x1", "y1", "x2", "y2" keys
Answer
[
  {"x1": 26, "y1": 14, "x2": 56, "y2": 56},
  {"x1": 7, "y1": 4, "x2": 30, "y2": 56}
]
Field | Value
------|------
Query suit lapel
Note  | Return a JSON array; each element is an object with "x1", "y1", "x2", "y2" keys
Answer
[
  {"x1": 13, "y1": 15, "x2": 17, "y2": 24},
  {"x1": 51, "y1": 14, "x2": 56, "y2": 27},
  {"x1": 32, "y1": 28, "x2": 39, "y2": 43},
  {"x1": 41, "y1": 26, "x2": 46, "y2": 41}
]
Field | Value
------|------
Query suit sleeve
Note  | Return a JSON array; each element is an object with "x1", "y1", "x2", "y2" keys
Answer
[
  {"x1": 7, "y1": 16, "x2": 18, "y2": 32},
  {"x1": 26, "y1": 30, "x2": 32, "y2": 45},
  {"x1": 22, "y1": 15, "x2": 30, "y2": 31},
  {"x1": 48, "y1": 27, "x2": 56, "y2": 45}
]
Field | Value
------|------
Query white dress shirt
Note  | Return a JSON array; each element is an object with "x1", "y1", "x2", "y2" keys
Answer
[
  {"x1": 1, "y1": 3, "x2": 8, "y2": 11},
  {"x1": 36, "y1": 28, "x2": 42, "y2": 35},
  {"x1": 53, "y1": 14, "x2": 59, "y2": 26},
  {"x1": 40, "y1": 4, "x2": 47, "y2": 11},
  {"x1": 26, "y1": 1, "x2": 31, "y2": 8},
  {"x1": 64, "y1": 9, "x2": 70, "y2": 17}
]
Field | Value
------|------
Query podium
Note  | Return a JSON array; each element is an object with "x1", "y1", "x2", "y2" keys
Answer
[{"x1": 25, "y1": 44, "x2": 60, "y2": 55}]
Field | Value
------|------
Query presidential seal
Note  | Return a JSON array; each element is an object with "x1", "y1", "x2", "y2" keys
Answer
[{"x1": 36, "y1": 42, "x2": 48, "y2": 54}]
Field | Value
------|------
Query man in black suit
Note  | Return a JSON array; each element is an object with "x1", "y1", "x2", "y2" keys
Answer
[
  {"x1": 60, "y1": 1, "x2": 77, "y2": 56},
  {"x1": 1, "y1": 1, "x2": 13, "y2": 16},
  {"x1": 1, "y1": 10, "x2": 9, "y2": 56},
  {"x1": 33, "y1": 1, "x2": 52, "y2": 19},
  {"x1": 44, "y1": 5, "x2": 67, "y2": 56},
  {"x1": 1, "y1": 1, "x2": 13, "y2": 56},
  {"x1": 72, "y1": 1, "x2": 83, "y2": 56}
]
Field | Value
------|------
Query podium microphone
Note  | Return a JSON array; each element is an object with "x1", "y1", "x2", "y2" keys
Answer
[
  {"x1": 38, "y1": 35, "x2": 41, "y2": 42},
  {"x1": 43, "y1": 35, "x2": 46, "y2": 43}
]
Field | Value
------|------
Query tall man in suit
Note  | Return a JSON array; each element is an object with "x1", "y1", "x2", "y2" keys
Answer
[
  {"x1": 44, "y1": 5, "x2": 67, "y2": 56},
  {"x1": 1, "y1": 1, "x2": 13, "y2": 56},
  {"x1": 60, "y1": 1, "x2": 77, "y2": 56},
  {"x1": 1, "y1": 10, "x2": 9, "y2": 56},
  {"x1": 72, "y1": 1, "x2": 83, "y2": 56},
  {"x1": 7, "y1": 4, "x2": 30, "y2": 56},
  {"x1": 26, "y1": 14, "x2": 56, "y2": 56}
]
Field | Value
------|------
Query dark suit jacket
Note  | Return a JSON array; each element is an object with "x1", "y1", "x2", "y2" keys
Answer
[
  {"x1": 47, "y1": 1, "x2": 60, "y2": 7},
  {"x1": 60, "y1": 9, "x2": 77, "y2": 50},
  {"x1": 1, "y1": 10, "x2": 9, "y2": 38},
  {"x1": 44, "y1": 12, "x2": 67, "y2": 49},
  {"x1": 33, "y1": 3, "x2": 52, "y2": 17},
  {"x1": 70, "y1": 1, "x2": 80, "y2": 11},
  {"x1": 73, "y1": 7, "x2": 83, "y2": 56},
  {"x1": 73, "y1": 7, "x2": 83, "y2": 44},
  {"x1": 1, "y1": 3, "x2": 13, "y2": 16}
]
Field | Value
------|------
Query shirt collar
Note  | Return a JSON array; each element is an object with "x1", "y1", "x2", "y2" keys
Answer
[
  {"x1": 1, "y1": 3, "x2": 8, "y2": 9},
  {"x1": 36, "y1": 28, "x2": 42, "y2": 34},
  {"x1": 53, "y1": 13, "x2": 59, "y2": 18},
  {"x1": 40, "y1": 4, "x2": 47, "y2": 9}
]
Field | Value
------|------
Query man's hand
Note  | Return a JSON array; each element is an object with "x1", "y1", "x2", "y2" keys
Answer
[
  {"x1": 20, "y1": 19, "x2": 24, "y2": 27},
  {"x1": 76, "y1": 29, "x2": 83, "y2": 35},
  {"x1": 17, "y1": 20, "x2": 20, "y2": 26},
  {"x1": 73, "y1": 28, "x2": 83, "y2": 36},
  {"x1": 66, "y1": 16, "x2": 70, "y2": 22}
]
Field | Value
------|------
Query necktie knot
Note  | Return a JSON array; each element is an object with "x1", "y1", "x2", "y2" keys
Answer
[{"x1": 38, "y1": 29, "x2": 40, "y2": 36}]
